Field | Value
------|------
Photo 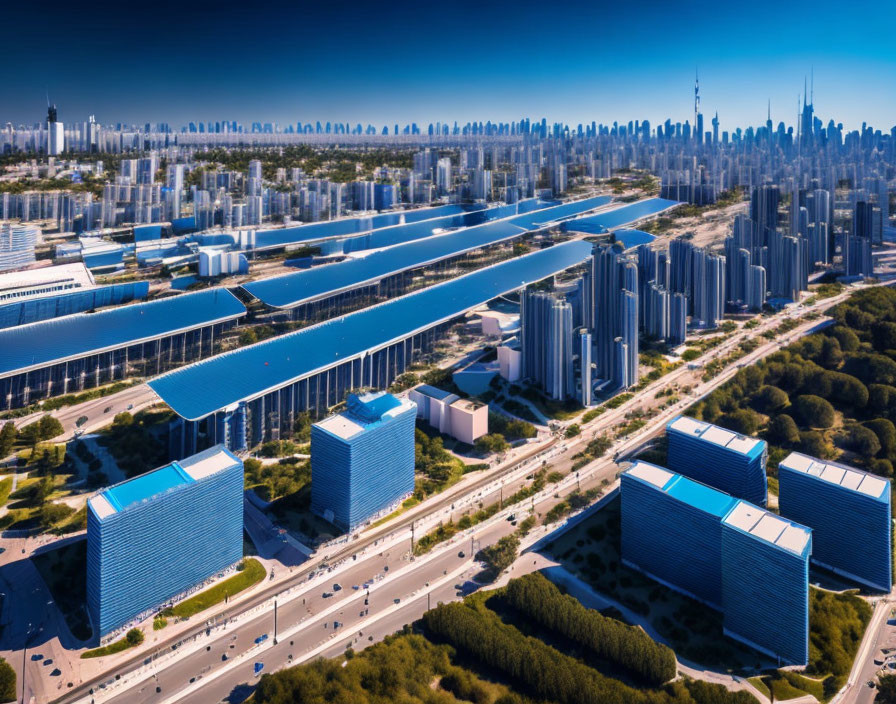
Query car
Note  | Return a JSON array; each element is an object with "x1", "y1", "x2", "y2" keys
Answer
[
  {"x1": 254, "y1": 662, "x2": 264, "y2": 676},
  {"x1": 189, "y1": 677, "x2": 196, "y2": 684},
  {"x1": 127, "y1": 404, "x2": 134, "y2": 410},
  {"x1": 322, "y1": 592, "x2": 333, "y2": 598},
  {"x1": 868, "y1": 680, "x2": 876, "y2": 688},
  {"x1": 507, "y1": 514, "x2": 516, "y2": 522},
  {"x1": 222, "y1": 654, "x2": 228, "y2": 661},
  {"x1": 333, "y1": 583, "x2": 342, "y2": 591},
  {"x1": 254, "y1": 634, "x2": 268, "y2": 645},
  {"x1": 156, "y1": 686, "x2": 162, "y2": 694},
  {"x1": 394, "y1": 598, "x2": 401, "y2": 604},
  {"x1": 458, "y1": 551, "x2": 465, "y2": 558},
  {"x1": 352, "y1": 585, "x2": 360, "y2": 590},
  {"x1": 103, "y1": 406, "x2": 112, "y2": 413}
]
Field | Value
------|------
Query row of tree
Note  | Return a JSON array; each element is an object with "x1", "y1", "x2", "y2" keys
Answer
[
  {"x1": 423, "y1": 600, "x2": 754, "y2": 704},
  {"x1": 504, "y1": 573, "x2": 676, "y2": 686}
]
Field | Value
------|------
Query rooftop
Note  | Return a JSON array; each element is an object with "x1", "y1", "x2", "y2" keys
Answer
[
  {"x1": 0, "y1": 262, "x2": 94, "y2": 301},
  {"x1": 242, "y1": 219, "x2": 528, "y2": 309},
  {"x1": 667, "y1": 415, "x2": 765, "y2": 457},
  {"x1": 624, "y1": 461, "x2": 738, "y2": 517},
  {"x1": 88, "y1": 446, "x2": 241, "y2": 520},
  {"x1": 412, "y1": 384, "x2": 457, "y2": 401},
  {"x1": 779, "y1": 451, "x2": 890, "y2": 501},
  {"x1": 562, "y1": 197, "x2": 680, "y2": 233},
  {"x1": 149, "y1": 241, "x2": 592, "y2": 421},
  {"x1": 722, "y1": 500, "x2": 812, "y2": 556},
  {"x1": 0, "y1": 288, "x2": 246, "y2": 376},
  {"x1": 315, "y1": 391, "x2": 414, "y2": 441}
]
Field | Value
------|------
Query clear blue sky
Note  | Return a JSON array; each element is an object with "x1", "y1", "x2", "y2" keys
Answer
[{"x1": 5, "y1": 0, "x2": 894, "y2": 132}]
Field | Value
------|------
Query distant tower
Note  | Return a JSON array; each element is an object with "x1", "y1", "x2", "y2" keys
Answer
[
  {"x1": 46, "y1": 101, "x2": 64, "y2": 156},
  {"x1": 694, "y1": 68, "x2": 702, "y2": 143}
]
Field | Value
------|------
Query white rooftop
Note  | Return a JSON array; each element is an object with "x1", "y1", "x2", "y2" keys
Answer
[
  {"x1": 723, "y1": 500, "x2": 811, "y2": 556},
  {"x1": 0, "y1": 262, "x2": 94, "y2": 302},
  {"x1": 669, "y1": 415, "x2": 763, "y2": 456},
  {"x1": 780, "y1": 452, "x2": 889, "y2": 500},
  {"x1": 87, "y1": 493, "x2": 116, "y2": 520},
  {"x1": 181, "y1": 448, "x2": 239, "y2": 480},
  {"x1": 316, "y1": 413, "x2": 365, "y2": 440},
  {"x1": 627, "y1": 461, "x2": 674, "y2": 489}
]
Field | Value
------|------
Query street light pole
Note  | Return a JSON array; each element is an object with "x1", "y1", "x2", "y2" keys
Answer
[{"x1": 273, "y1": 600, "x2": 278, "y2": 645}]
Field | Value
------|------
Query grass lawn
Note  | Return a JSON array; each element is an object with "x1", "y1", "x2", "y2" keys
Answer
[
  {"x1": 0, "y1": 476, "x2": 12, "y2": 506},
  {"x1": 163, "y1": 559, "x2": 265, "y2": 619},
  {"x1": 82, "y1": 630, "x2": 143, "y2": 659},
  {"x1": 747, "y1": 676, "x2": 770, "y2": 698},
  {"x1": 32, "y1": 539, "x2": 92, "y2": 641},
  {"x1": 768, "y1": 674, "x2": 810, "y2": 700}
]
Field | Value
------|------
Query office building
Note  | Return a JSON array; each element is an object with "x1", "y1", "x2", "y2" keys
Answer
[
  {"x1": 409, "y1": 384, "x2": 488, "y2": 446},
  {"x1": 521, "y1": 290, "x2": 574, "y2": 400},
  {"x1": 497, "y1": 341, "x2": 522, "y2": 382},
  {"x1": 0, "y1": 222, "x2": 40, "y2": 272},
  {"x1": 778, "y1": 452, "x2": 891, "y2": 592},
  {"x1": 86, "y1": 446, "x2": 244, "y2": 638},
  {"x1": 47, "y1": 105, "x2": 64, "y2": 156},
  {"x1": 721, "y1": 500, "x2": 812, "y2": 665},
  {"x1": 621, "y1": 461, "x2": 736, "y2": 608},
  {"x1": 311, "y1": 391, "x2": 416, "y2": 531},
  {"x1": 589, "y1": 243, "x2": 638, "y2": 389},
  {"x1": 666, "y1": 416, "x2": 767, "y2": 506}
]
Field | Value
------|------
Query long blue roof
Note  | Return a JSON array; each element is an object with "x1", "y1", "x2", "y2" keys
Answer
[
  {"x1": 149, "y1": 240, "x2": 592, "y2": 420},
  {"x1": 242, "y1": 195, "x2": 618, "y2": 309},
  {"x1": 243, "y1": 219, "x2": 528, "y2": 308},
  {"x1": 0, "y1": 288, "x2": 246, "y2": 376},
  {"x1": 564, "y1": 197, "x2": 680, "y2": 233},
  {"x1": 252, "y1": 203, "x2": 469, "y2": 249},
  {"x1": 507, "y1": 195, "x2": 613, "y2": 229}
]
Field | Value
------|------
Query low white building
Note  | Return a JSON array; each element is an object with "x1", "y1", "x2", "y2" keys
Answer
[
  {"x1": 497, "y1": 343, "x2": 522, "y2": 382},
  {"x1": 408, "y1": 384, "x2": 488, "y2": 446}
]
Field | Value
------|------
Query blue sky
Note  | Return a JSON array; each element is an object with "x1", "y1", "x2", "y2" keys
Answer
[{"x1": 4, "y1": 0, "x2": 895, "y2": 132}]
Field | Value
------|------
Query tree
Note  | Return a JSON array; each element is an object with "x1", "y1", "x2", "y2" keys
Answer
[
  {"x1": 878, "y1": 674, "x2": 896, "y2": 704},
  {"x1": 865, "y1": 419, "x2": 896, "y2": 458},
  {"x1": 792, "y1": 395, "x2": 836, "y2": 428},
  {"x1": 0, "y1": 657, "x2": 15, "y2": 703},
  {"x1": 125, "y1": 628, "x2": 144, "y2": 646},
  {"x1": 293, "y1": 411, "x2": 312, "y2": 443},
  {"x1": 719, "y1": 408, "x2": 761, "y2": 436},
  {"x1": 0, "y1": 422, "x2": 15, "y2": 458},
  {"x1": 37, "y1": 414, "x2": 63, "y2": 440},
  {"x1": 767, "y1": 414, "x2": 800, "y2": 446},
  {"x1": 752, "y1": 385, "x2": 789, "y2": 413},
  {"x1": 843, "y1": 424, "x2": 881, "y2": 459},
  {"x1": 479, "y1": 534, "x2": 519, "y2": 579},
  {"x1": 112, "y1": 411, "x2": 133, "y2": 427},
  {"x1": 474, "y1": 433, "x2": 508, "y2": 455}
]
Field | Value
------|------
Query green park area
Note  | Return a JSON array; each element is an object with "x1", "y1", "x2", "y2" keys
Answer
[
  {"x1": 161, "y1": 558, "x2": 265, "y2": 620},
  {"x1": 548, "y1": 494, "x2": 870, "y2": 701},
  {"x1": 82, "y1": 628, "x2": 144, "y2": 659}
]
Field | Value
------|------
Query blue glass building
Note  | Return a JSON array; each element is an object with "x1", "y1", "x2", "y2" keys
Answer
[
  {"x1": 311, "y1": 392, "x2": 416, "y2": 531},
  {"x1": 666, "y1": 416, "x2": 768, "y2": 506},
  {"x1": 86, "y1": 446, "x2": 244, "y2": 639},
  {"x1": 721, "y1": 500, "x2": 812, "y2": 665},
  {"x1": 778, "y1": 452, "x2": 892, "y2": 592},
  {"x1": 621, "y1": 461, "x2": 737, "y2": 608}
]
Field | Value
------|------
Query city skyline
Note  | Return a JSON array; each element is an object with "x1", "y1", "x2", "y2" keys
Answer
[{"x1": 4, "y1": 0, "x2": 895, "y2": 132}]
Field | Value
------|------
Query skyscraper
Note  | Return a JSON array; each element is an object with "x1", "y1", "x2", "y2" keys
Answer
[
  {"x1": 86, "y1": 446, "x2": 244, "y2": 638},
  {"x1": 778, "y1": 452, "x2": 891, "y2": 592},
  {"x1": 721, "y1": 501, "x2": 812, "y2": 665},
  {"x1": 521, "y1": 290, "x2": 575, "y2": 401},
  {"x1": 666, "y1": 416, "x2": 768, "y2": 506},
  {"x1": 589, "y1": 243, "x2": 638, "y2": 389},
  {"x1": 311, "y1": 391, "x2": 416, "y2": 531}
]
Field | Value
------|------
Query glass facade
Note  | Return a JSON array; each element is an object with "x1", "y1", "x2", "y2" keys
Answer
[
  {"x1": 86, "y1": 446, "x2": 244, "y2": 638},
  {"x1": 666, "y1": 415, "x2": 768, "y2": 506},
  {"x1": 778, "y1": 452, "x2": 892, "y2": 592},
  {"x1": 310, "y1": 392, "x2": 416, "y2": 531}
]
